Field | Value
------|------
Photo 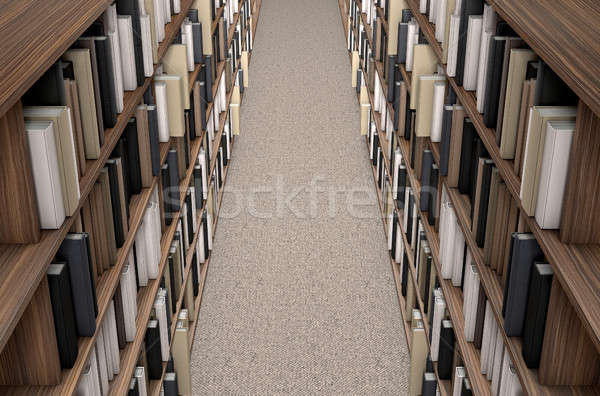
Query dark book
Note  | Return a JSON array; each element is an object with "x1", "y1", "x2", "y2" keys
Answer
[
  {"x1": 167, "y1": 149, "x2": 180, "y2": 212},
  {"x1": 461, "y1": 378, "x2": 473, "y2": 396},
  {"x1": 401, "y1": 9, "x2": 413, "y2": 22},
  {"x1": 533, "y1": 60, "x2": 578, "y2": 106},
  {"x1": 164, "y1": 372, "x2": 179, "y2": 396},
  {"x1": 445, "y1": 84, "x2": 457, "y2": 105},
  {"x1": 144, "y1": 84, "x2": 155, "y2": 105},
  {"x1": 406, "y1": 192, "x2": 414, "y2": 245},
  {"x1": 192, "y1": 23, "x2": 204, "y2": 64},
  {"x1": 204, "y1": 55, "x2": 213, "y2": 102},
  {"x1": 47, "y1": 263, "x2": 78, "y2": 368},
  {"x1": 198, "y1": 80, "x2": 207, "y2": 132},
  {"x1": 420, "y1": 150, "x2": 433, "y2": 211},
  {"x1": 393, "y1": 81, "x2": 401, "y2": 131},
  {"x1": 404, "y1": 104, "x2": 413, "y2": 140},
  {"x1": 469, "y1": 139, "x2": 488, "y2": 203},
  {"x1": 422, "y1": 253, "x2": 433, "y2": 313},
  {"x1": 128, "y1": 378, "x2": 139, "y2": 396},
  {"x1": 455, "y1": 0, "x2": 484, "y2": 86},
  {"x1": 202, "y1": 211, "x2": 210, "y2": 258},
  {"x1": 93, "y1": 37, "x2": 117, "y2": 128},
  {"x1": 387, "y1": 56, "x2": 397, "y2": 102},
  {"x1": 56, "y1": 233, "x2": 97, "y2": 337},
  {"x1": 116, "y1": 0, "x2": 145, "y2": 86},
  {"x1": 168, "y1": 253, "x2": 177, "y2": 313},
  {"x1": 483, "y1": 37, "x2": 507, "y2": 127},
  {"x1": 458, "y1": 119, "x2": 476, "y2": 195},
  {"x1": 188, "y1": 8, "x2": 198, "y2": 23},
  {"x1": 191, "y1": 255, "x2": 199, "y2": 296},
  {"x1": 187, "y1": 94, "x2": 196, "y2": 140},
  {"x1": 422, "y1": 372, "x2": 437, "y2": 396},
  {"x1": 503, "y1": 233, "x2": 543, "y2": 336},
  {"x1": 239, "y1": 69, "x2": 244, "y2": 94},
  {"x1": 113, "y1": 284, "x2": 127, "y2": 349},
  {"x1": 397, "y1": 164, "x2": 407, "y2": 207},
  {"x1": 106, "y1": 160, "x2": 126, "y2": 247},
  {"x1": 185, "y1": 192, "x2": 194, "y2": 246},
  {"x1": 145, "y1": 320, "x2": 163, "y2": 379},
  {"x1": 391, "y1": 212, "x2": 398, "y2": 257},
  {"x1": 439, "y1": 106, "x2": 453, "y2": 176},
  {"x1": 473, "y1": 285, "x2": 487, "y2": 349},
  {"x1": 401, "y1": 252, "x2": 409, "y2": 296},
  {"x1": 372, "y1": 134, "x2": 380, "y2": 166},
  {"x1": 194, "y1": 164, "x2": 204, "y2": 207},
  {"x1": 522, "y1": 263, "x2": 553, "y2": 368},
  {"x1": 397, "y1": 23, "x2": 409, "y2": 64},
  {"x1": 437, "y1": 320, "x2": 455, "y2": 379},
  {"x1": 147, "y1": 106, "x2": 161, "y2": 176},
  {"x1": 124, "y1": 119, "x2": 142, "y2": 195},
  {"x1": 475, "y1": 159, "x2": 494, "y2": 246},
  {"x1": 427, "y1": 164, "x2": 438, "y2": 226},
  {"x1": 161, "y1": 164, "x2": 172, "y2": 220},
  {"x1": 23, "y1": 61, "x2": 67, "y2": 106}
]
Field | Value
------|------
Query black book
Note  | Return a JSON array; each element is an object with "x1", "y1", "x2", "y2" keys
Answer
[
  {"x1": 113, "y1": 284, "x2": 127, "y2": 349},
  {"x1": 401, "y1": 9, "x2": 413, "y2": 23},
  {"x1": 475, "y1": 160, "x2": 494, "y2": 246},
  {"x1": 188, "y1": 94, "x2": 197, "y2": 139},
  {"x1": 461, "y1": 379, "x2": 473, "y2": 396},
  {"x1": 202, "y1": 211, "x2": 210, "y2": 258},
  {"x1": 93, "y1": 37, "x2": 117, "y2": 128},
  {"x1": 418, "y1": 30, "x2": 427, "y2": 44},
  {"x1": 387, "y1": 56, "x2": 397, "y2": 102},
  {"x1": 469, "y1": 139, "x2": 488, "y2": 203},
  {"x1": 439, "y1": 106, "x2": 453, "y2": 176},
  {"x1": 455, "y1": 0, "x2": 484, "y2": 86},
  {"x1": 124, "y1": 119, "x2": 142, "y2": 195},
  {"x1": 106, "y1": 160, "x2": 126, "y2": 247},
  {"x1": 192, "y1": 23, "x2": 204, "y2": 64},
  {"x1": 458, "y1": 119, "x2": 476, "y2": 195},
  {"x1": 161, "y1": 164, "x2": 172, "y2": 220},
  {"x1": 116, "y1": 0, "x2": 145, "y2": 86},
  {"x1": 445, "y1": 84, "x2": 457, "y2": 105},
  {"x1": 198, "y1": 79, "x2": 208, "y2": 132},
  {"x1": 168, "y1": 253, "x2": 177, "y2": 313},
  {"x1": 391, "y1": 212, "x2": 398, "y2": 258},
  {"x1": 483, "y1": 37, "x2": 507, "y2": 127},
  {"x1": 191, "y1": 255, "x2": 199, "y2": 296},
  {"x1": 128, "y1": 378, "x2": 139, "y2": 396},
  {"x1": 188, "y1": 8, "x2": 198, "y2": 23},
  {"x1": 420, "y1": 150, "x2": 433, "y2": 211},
  {"x1": 503, "y1": 233, "x2": 543, "y2": 336},
  {"x1": 144, "y1": 84, "x2": 155, "y2": 105},
  {"x1": 194, "y1": 164, "x2": 204, "y2": 207},
  {"x1": 404, "y1": 104, "x2": 413, "y2": 140},
  {"x1": 473, "y1": 284, "x2": 487, "y2": 349},
  {"x1": 422, "y1": 372, "x2": 437, "y2": 396},
  {"x1": 164, "y1": 373, "x2": 179, "y2": 396},
  {"x1": 406, "y1": 192, "x2": 414, "y2": 244},
  {"x1": 167, "y1": 149, "x2": 180, "y2": 212},
  {"x1": 238, "y1": 69, "x2": 244, "y2": 94},
  {"x1": 147, "y1": 106, "x2": 161, "y2": 176},
  {"x1": 145, "y1": 320, "x2": 163, "y2": 379},
  {"x1": 427, "y1": 164, "x2": 438, "y2": 226},
  {"x1": 397, "y1": 164, "x2": 407, "y2": 207},
  {"x1": 221, "y1": 133, "x2": 228, "y2": 166},
  {"x1": 372, "y1": 134, "x2": 380, "y2": 166},
  {"x1": 522, "y1": 263, "x2": 553, "y2": 368},
  {"x1": 401, "y1": 252, "x2": 409, "y2": 296},
  {"x1": 56, "y1": 233, "x2": 97, "y2": 337},
  {"x1": 393, "y1": 81, "x2": 401, "y2": 130},
  {"x1": 397, "y1": 23, "x2": 409, "y2": 64},
  {"x1": 422, "y1": 253, "x2": 433, "y2": 313},
  {"x1": 356, "y1": 69, "x2": 362, "y2": 94},
  {"x1": 185, "y1": 192, "x2": 194, "y2": 246},
  {"x1": 204, "y1": 55, "x2": 213, "y2": 102},
  {"x1": 47, "y1": 263, "x2": 78, "y2": 368},
  {"x1": 437, "y1": 320, "x2": 455, "y2": 379},
  {"x1": 23, "y1": 61, "x2": 67, "y2": 106},
  {"x1": 533, "y1": 60, "x2": 578, "y2": 106}
]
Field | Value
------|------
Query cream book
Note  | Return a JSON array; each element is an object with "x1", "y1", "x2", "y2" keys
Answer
[
  {"x1": 430, "y1": 80, "x2": 447, "y2": 142},
  {"x1": 231, "y1": 85, "x2": 241, "y2": 135},
  {"x1": 117, "y1": 15, "x2": 138, "y2": 91},
  {"x1": 535, "y1": 120, "x2": 575, "y2": 229},
  {"x1": 140, "y1": 14, "x2": 154, "y2": 77},
  {"x1": 351, "y1": 51, "x2": 359, "y2": 87},
  {"x1": 173, "y1": 321, "x2": 191, "y2": 394},
  {"x1": 154, "y1": 75, "x2": 185, "y2": 137},
  {"x1": 163, "y1": 44, "x2": 191, "y2": 109},
  {"x1": 241, "y1": 51, "x2": 249, "y2": 87},
  {"x1": 441, "y1": 0, "x2": 456, "y2": 63},
  {"x1": 387, "y1": 0, "x2": 408, "y2": 55},
  {"x1": 476, "y1": 4, "x2": 497, "y2": 112},
  {"x1": 181, "y1": 21, "x2": 195, "y2": 72},
  {"x1": 192, "y1": 0, "x2": 213, "y2": 55},
  {"x1": 23, "y1": 106, "x2": 80, "y2": 216},
  {"x1": 153, "y1": 0, "x2": 165, "y2": 42},
  {"x1": 154, "y1": 80, "x2": 170, "y2": 142},
  {"x1": 25, "y1": 121, "x2": 66, "y2": 229},
  {"x1": 360, "y1": 103, "x2": 370, "y2": 136},
  {"x1": 408, "y1": 320, "x2": 427, "y2": 396},
  {"x1": 405, "y1": 20, "x2": 419, "y2": 72},
  {"x1": 144, "y1": 0, "x2": 159, "y2": 62},
  {"x1": 446, "y1": 14, "x2": 461, "y2": 77},
  {"x1": 415, "y1": 75, "x2": 446, "y2": 137},
  {"x1": 104, "y1": 5, "x2": 125, "y2": 112},
  {"x1": 499, "y1": 49, "x2": 538, "y2": 159},
  {"x1": 520, "y1": 106, "x2": 576, "y2": 215},
  {"x1": 62, "y1": 48, "x2": 101, "y2": 159},
  {"x1": 463, "y1": 15, "x2": 483, "y2": 91},
  {"x1": 409, "y1": 45, "x2": 438, "y2": 109}
]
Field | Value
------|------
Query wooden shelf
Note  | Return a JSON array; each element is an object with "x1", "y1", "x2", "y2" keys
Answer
[
  {"x1": 403, "y1": 0, "x2": 600, "y2": 356},
  {"x1": 0, "y1": 0, "x2": 193, "y2": 356}
]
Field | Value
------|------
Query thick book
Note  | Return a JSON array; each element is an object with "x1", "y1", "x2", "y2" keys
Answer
[
  {"x1": 105, "y1": 158, "x2": 128, "y2": 247},
  {"x1": 438, "y1": 320, "x2": 455, "y2": 379},
  {"x1": 23, "y1": 61, "x2": 67, "y2": 106},
  {"x1": 533, "y1": 60, "x2": 578, "y2": 106},
  {"x1": 482, "y1": 37, "x2": 507, "y2": 127},
  {"x1": 420, "y1": 150, "x2": 433, "y2": 211},
  {"x1": 146, "y1": 105, "x2": 161, "y2": 176},
  {"x1": 47, "y1": 263, "x2": 79, "y2": 368},
  {"x1": 503, "y1": 233, "x2": 543, "y2": 336},
  {"x1": 116, "y1": 0, "x2": 145, "y2": 86},
  {"x1": 145, "y1": 320, "x2": 163, "y2": 379},
  {"x1": 439, "y1": 105, "x2": 454, "y2": 176},
  {"x1": 123, "y1": 118, "x2": 142, "y2": 195},
  {"x1": 455, "y1": 0, "x2": 484, "y2": 86},
  {"x1": 522, "y1": 263, "x2": 553, "y2": 368},
  {"x1": 56, "y1": 233, "x2": 98, "y2": 337},
  {"x1": 92, "y1": 36, "x2": 118, "y2": 128},
  {"x1": 458, "y1": 119, "x2": 476, "y2": 195}
]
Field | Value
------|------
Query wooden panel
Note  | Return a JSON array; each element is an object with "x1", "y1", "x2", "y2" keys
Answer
[
  {"x1": 560, "y1": 101, "x2": 600, "y2": 244},
  {"x1": 0, "y1": 101, "x2": 40, "y2": 243},
  {"x1": 0, "y1": 278, "x2": 60, "y2": 385},
  {"x1": 0, "y1": 0, "x2": 108, "y2": 118},
  {"x1": 539, "y1": 279, "x2": 600, "y2": 385}
]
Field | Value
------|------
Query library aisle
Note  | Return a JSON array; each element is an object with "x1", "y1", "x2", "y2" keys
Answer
[{"x1": 190, "y1": 0, "x2": 409, "y2": 393}]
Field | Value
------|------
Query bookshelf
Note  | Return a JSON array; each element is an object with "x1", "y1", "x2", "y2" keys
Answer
[
  {"x1": 0, "y1": 0, "x2": 261, "y2": 394},
  {"x1": 341, "y1": 0, "x2": 600, "y2": 395}
]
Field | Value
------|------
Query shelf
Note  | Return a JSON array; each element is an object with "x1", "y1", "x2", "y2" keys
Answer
[
  {"x1": 0, "y1": 0, "x2": 193, "y2": 356},
  {"x1": 404, "y1": 0, "x2": 600, "y2": 356}
]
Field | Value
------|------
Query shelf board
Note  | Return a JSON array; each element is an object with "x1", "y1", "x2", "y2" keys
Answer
[{"x1": 0, "y1": 0, "x2": 193, "y2": 356}]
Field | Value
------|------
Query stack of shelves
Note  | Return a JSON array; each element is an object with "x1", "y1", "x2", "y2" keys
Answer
[
  {"x1": 339, "y1": 0, "x2": 600, "y2": 395},
  {"x1": 0, "y1": 0, "x2": 261, "y2": 394}
]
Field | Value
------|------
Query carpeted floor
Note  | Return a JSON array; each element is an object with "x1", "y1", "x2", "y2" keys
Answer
[{"x1": 190, "y1": 0, "x2": 409, "y2": 394}]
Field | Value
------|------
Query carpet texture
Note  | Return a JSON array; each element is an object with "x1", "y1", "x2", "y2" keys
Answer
[{"x1": 190, "y1": 0, "x2": 410, "y2": 394}]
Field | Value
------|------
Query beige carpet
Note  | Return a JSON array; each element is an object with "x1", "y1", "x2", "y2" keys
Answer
[{"x1": 190, "y1": 0, "x2": 409, "y2": 394}]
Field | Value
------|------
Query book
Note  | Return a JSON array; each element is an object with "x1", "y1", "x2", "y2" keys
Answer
[
  {"x1": 482, "y1": 37, "x2": 507, "y2": 127},
  {"x1": 173, "y1": 321, "x2": 191, "y2": 394},
  {"x1": 145, "y1": 320, "x2": 163, "y2": 379},
  {"x1": 409, "y1": 45, "x2": 438, "y2": 110},
  {"x1": 118, "y1": 15, "x2": 138, "y2": 91},
  {"x1": 116, "y1": 0, "x2": 145, "y2": 86},
  {"x1": 409, "y1": 320, "x2": 427, "y2": 395},
  {"x1": 163, "y1": 44, "x2": 191, "y2": 109},
  {"x1": 455, "y1": 0, "x2": 484, "y2": 86},
  {"x1": 430, "y1": 81, "x2": 446, "y2": 142},
  {"x1": 438, "y1": 320, "x2": 454, "y2": 380},
  {"x1": 462, "y1": 15, "x2": 482, "y2": 91},
  {"x1": 522, "y1": 263, "x2": 553, "y2": 368},
  {"x1": 47, "y1": 263, "x2": 78, "y2": 368},
  {"x1": 415, "y1": 75, "x2": 446, "y2": 137}
]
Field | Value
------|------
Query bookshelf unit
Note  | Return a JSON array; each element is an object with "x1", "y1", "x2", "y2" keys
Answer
[
  {"x1": 340, "y1": 0, "x2": 600, "y2": 395},
  {"x1": 0, "y1": 0, "x2": 261, "y2": 394}
]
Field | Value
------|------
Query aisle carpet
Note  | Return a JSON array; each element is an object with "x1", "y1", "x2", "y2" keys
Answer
[{"x1": 190, "y1": 0, "x2": 409, "y2": 393}]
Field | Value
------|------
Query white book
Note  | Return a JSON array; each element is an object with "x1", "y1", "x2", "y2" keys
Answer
[
  {"x1": 506, "y1": 365, "x2": 524, "y2": 396},
  {"x1": 435, "y1": 0, "x2": 448, "y2": 42},
  {"x1": 134, "y1": 221, "x2": 149, "y2": 287},
  {"x1": 219, "y1": 73, "x2": 227, "y2": 110},
  {"x1": 181, "y1": 21, "x2": 195, "y2": 72},
  {"x1": 163, "y1": 0, "x2": 171, "y2": 23},
  {"x1": 154, "y1": 80, "x2": 170, "y2": 142},
  {"x1": 453, "y1": 367, "x2": 466, "y2": 396},
  {"x1": 25, "y1": 121, "x2": 66, "y2": 229},
  {"x1": 106, "y1": 301, "x2": 120, "y2": 375},
  {"x1": 199, "y1": 149, "x2": 208, "y2": 199},
  {"x1": 430, "y1": 81, "x2": 446, "y2": 142},
  {"x1": 182, "y1": 203, "x2": 190, "y2": 250},
  {"x1": 498, "y1": 351, "x2": 513, "y2": 396},
  {"x1": 207, "y1": 212, "x2": 213, "y2": 250},
  {"x1": 447, "y1": 14, "x2": 461, "y2": 76},
  {"x1": 480, "y1": 301, "x2": 494, "y2": 374},
  {"x1": 78, "y1": 348, "x2": 102, "y2": 396},
  {"x1": 430, "y1": 290, "x2": 446, "y2": 361},
  {"x1": 153, "y1": 0, "x2": 165, "y2": 42},
  {"x1": 420, "y1": 0, "x2": 428, "y2": 13},
  {"x1": 104, "y1": 6, "x2": 124, "y2": 112},
  {"x1": 463, "y1": 263, "x2": 479, "y2": 342},
  {"x1": 487, "y1": 312, "x2": 498, "y2": 379},
  {"x1": 172, "y1": 0, "x2": 181, "y2": 13},
  {"x1": 154, "y1": 293, "x2": 170, "y2": 361},
  {"x1": 411, "y1": 200, "x2": 418, "y2": 251},
  {"x1": 491, "y1": 328, "x2": 505, "y2": 395},
  {"x1": 135, "y1": 367, "x2": 149, "y2": 396},
  {"x1": 405, "y1": 21, "x2": 419, "y2": 72},
  {"x1": 140, "y1": 14, "x2": 154, "y2": 77},
  {"x1": 395, "y1": 225, "x2": 404, "y2": 263},
  {"x1": 535, "y1": 120, "x2": 575, "y2": 229},
  {"x1": 429, "y1": 0, "x2": 438, "y2": 22},
  {"x1": 118, "y1": 16, "x2": 137, "y2": 91},
  {"x1": 374, "y1": 73, "x2": 382, "y2": 111},
  {"x1": 476, "y1": 5, "x2": 497, "y2": 112},
  {"x1": 392, "y1": 149, "x2": 402, "y2": 197},
  {"x1": 101, "y1": 325, "x2": 113, "y2": 381},
  {"x1": 197, "y1": 222, "x2": 206, "y2": 263},
  {"x1": 94, "y1": 332, "x2": 109, "y2": 396},
  {"x1": 121, "y1": 261, "x2": 137, "y2": 342},
  {"x1": 145, "y1": 202, "x2": 160, "y2": 278},
  {"x1": 451, "y1": 223, "x2": 465, "y2": 286},
  {"x1": 463, "y1": 15, "x2": 483, "y2": 91}
]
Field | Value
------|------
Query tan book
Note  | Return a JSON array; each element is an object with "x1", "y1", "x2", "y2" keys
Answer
[
  {"x1": 398, "y1": 81, "x2": 407, "y2": 137},
  {"x1": 415, "y1": 75, "x2": 446, "y2": 137},
  {"x1": 500, "y1": 199, "x2": 519, "y2": 282},
  {"x1": 447, "y1": 105, "x2": 465, "y2": 187},
  {"x1": 351, "y1": 50, "x2": 359, "y2": 87},
  {"x1": 184, "y1": 277, "x2": 195, "y2": 318},
  {"x1": 192, "y1": 0, "x2": 213, "y2": 55},
  {"x1": 163, "y1": 44, "x2": 191, "y2": 109},
  {"x1": 154, "y1": 75, "x2": 185, "y2": 137},
  {"x1": 144, "y1": 0, "x2": 158, "y2": 63},
  {"x1": 360, "y1": 85, "x2": 369, "y2": 105},
  {"x1": 483, "y1": 168, "x2": 500, "y2": 265},
  {"x1": 499, "y1": 49, "x2": 538, "y2": 159},
  {"x1": 74, "y1": 39, "x2": 105, "y2": 142},
  {"x1": 405, "y1": 274, "x2": 415, "y2": 318},
  {"x1": 409, "y1": 320, "x2": 427, "y2": 395},
  {"x1": 23, "y1": 106, "x2": 80, "y2": 215},
  {"x1": 360, "y1": 104, "x2": 370, "y2": 136},
  {"x1": 135, "y1": 106, "x2": 154, "y2": 187},
  {"x1": 231, "y1": 86, "x2": 241, "y2": 135},
  {"x1": 241, "y1": 51, "x2": 249, "y2": 87},
  {"x1": 174, "y1": 138, "x2": 187, "y2": 181},
  {"x1": 81, "y1": 203, "x2": 99, "y2": 282},
  {"x1": 418, "y1": 244, "x2": 430, "y2": 301},
  {"x1": 91, "y1": 182, "x2": 109, "y2": 272},
  {"x1": 409, "y1": 45, "x2": 438, "y2": 109},
  {"x1": 99, "y1": 169, "x2": 117, "y2": 266},
  {"x1": 520, "y1": 106, "x2": 577, "y2": 215},
  {"x1": 489, "y1": 182, "x2": 508, "y2": 272},
  {"x1": 65, "y1": 79, "x2": 86, "y2": 176},
  {"x1": 193, "y1": 81, "x2": 204, "y2": 134},
  {"x1": 375, "y1": 18, "x2": 383, "y2": 62},
  {"x1": 472, "y1": 158, "x2": 486, "y2": 233},
  {"x1": 217, "y1": 18, "x2": 225, "y2": 61},
  {"x1": 62, "y1": 49, "x2": 101, "y2": 159},
  {"x1": 514, "y1": 79, "x2": 536, "y2": 177},
  {"x1": 387, "y1": 0, "x2": 408, "y2": 56},
  {"x1": 172, "y1": 321, "x2": 191, "y2": 394},
  {"x1": 441, "y1": 0, "x2": 456, "y2": 63},
  {"x1": 171, "y1": 243, "x2": 183, "y2": 300}
]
